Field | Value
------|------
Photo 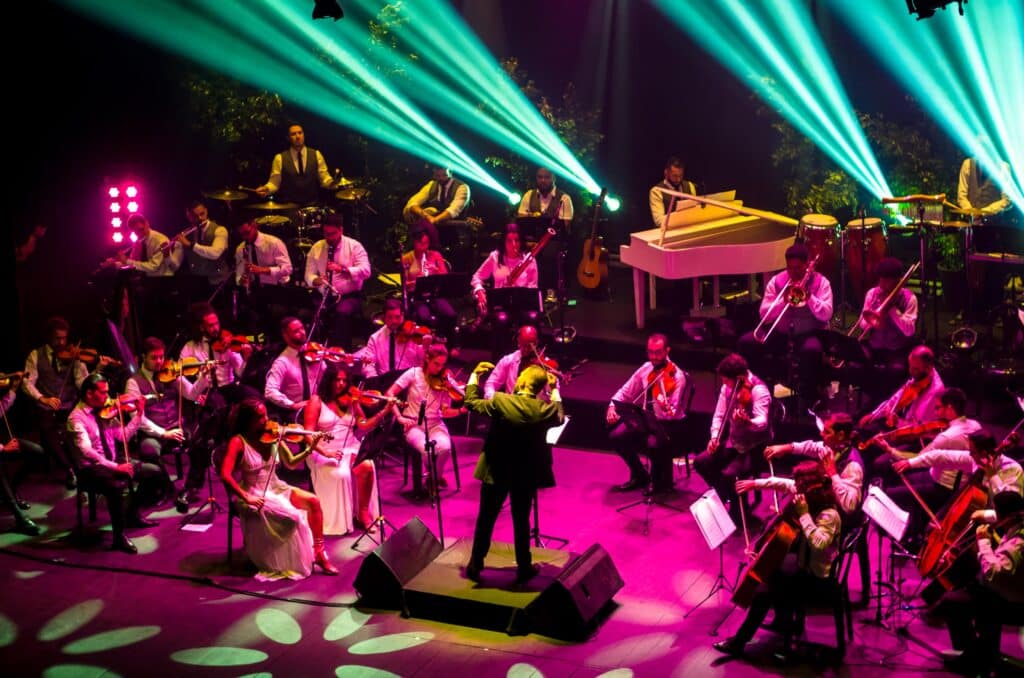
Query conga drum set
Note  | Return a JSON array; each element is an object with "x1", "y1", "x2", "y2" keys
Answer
[{"x1": 797, "y1": 212, "x2": 888, "y2": 307}]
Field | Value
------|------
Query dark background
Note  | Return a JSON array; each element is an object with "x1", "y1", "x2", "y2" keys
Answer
[{"x1": 4, "y1": 1, "x2": 926, "y2": 363}]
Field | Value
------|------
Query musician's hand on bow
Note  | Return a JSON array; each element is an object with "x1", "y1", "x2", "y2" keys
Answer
[
  {"x1": 821, "y1": 449, "x2": 838, "y2": 476},
  {"x1": 244, "y1": 492, "x2": 265, "y2": 509},
  {"x1": 162, "y1": 428, "x2": 186, "y2": 443},
  {"x1": 475, "y1": 290, "x2": 487, "y2": 314},
  {"x1": 858, "y1": 413, "x2": 873, "y2": 429},
  {"x1": 311, "y1": 275, "x2": 327, "y2": 288},
  {"x1": 732, "y1": 408, "x2": 750, "y2": 423},
  {"x1": 793, "y1": 493, "x2": 808, "y2": 515},
  {"x1": 976, "y1": 524, "x2": 992, "y2": 542},
  {"x1": 238, "y1": 344, "x2": 254, "y2": 361},
  {"x1": 705, "y1": 440, "x2": 718, "y2": 455},
  {"x1": 735, "y1": 479, "x2": 756, "y2": 495},
  {"x1": 892, "y1": 459, "x2": 911, "y2": 475},
  {"x1": 115, "y1": 462, "x2": 134, "y2": 478},
  {"x1": 134, "y1": 395, "x2": 147, "y2": 415},
  {"x1": 764, "y1": 445, "x2": 786, "y2": 461},
  {"x1": 98, "y1": 355, "x2": 117, "y2": 370},
  {"x1": 605, "y1": 405, "x2": 620, "y2": 426}
]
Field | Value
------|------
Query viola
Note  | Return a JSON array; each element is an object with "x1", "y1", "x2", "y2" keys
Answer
[
  {"x1": 155, "y1": 357, "x2": 220, "y2": 383},
  {"x1": 259, "y1": 421, "x2": 334, "y2": 445},
  {"x1": 337, "y1": 387, "x2": 401, "y2": 410},
  {"x1": 212, "y1": 330, "x2": 254, "y2": 354},
  {"x1": 428, "y1": 369, "x2": 466, "y2": 402},
  {"x1": 887, "y1": 373, "x2": 933, "y2": 427},
  {"x1": 646, "y1": 360, "x2": 679, "y2": 417},
  {"x1": 56, "y1": 346, "x2": 121, "y2": 367},
  {"x1": 396, "y1": 320, "x2": 433, "y2": 345},
  {"x1": 0, "y1": 371, "x2": 24, "y2": 391},
  {"x1": 98, "y1": 394, "x2": 157, "y2": 420}
]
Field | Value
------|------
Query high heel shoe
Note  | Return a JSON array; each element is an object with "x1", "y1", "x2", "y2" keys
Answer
[{"x1": 314, "y1": 547, "x2": 339, "y2": 575}]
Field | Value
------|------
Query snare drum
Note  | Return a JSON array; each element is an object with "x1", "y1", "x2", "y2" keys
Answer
[
  {"x1": 844, "y1": 217, "x2": 887, "y2": 297},
  {"x1": 799, "y1": 214, "x2": 840, "y2": 279}
]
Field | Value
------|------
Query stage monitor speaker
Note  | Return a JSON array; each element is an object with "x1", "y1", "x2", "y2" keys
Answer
[
  {"x1": 525, "y1": 543, "x2": 623, "y2": 640},
  {"x1": 353, "y1": 517, "x2": 443, "y2": 609}
]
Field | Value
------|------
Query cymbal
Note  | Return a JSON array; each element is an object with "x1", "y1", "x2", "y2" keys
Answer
[
  {"x1": 247, "y1": 200, "x2": 299, "y2": 211},
  {"x1": 254, "y1": 215, "x2": 291, "y2": 226},
  {"x1": 335, "y1": 187, "x2": 370, "y2": 201},
  {"x1": 948, "y1": 205, "x2": 987, "y2": 217},
  {"x1": 941, "y1": 220, "x2": 970, "y2": 229},
  {"x1": 334, "y1": 176, "x2": 357, "y2": 188},
  {"x1": 202, "y1": 188, "x2": 248, "y2": 202}
]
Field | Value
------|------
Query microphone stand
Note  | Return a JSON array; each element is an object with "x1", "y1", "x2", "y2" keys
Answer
[{"x1": 419, "y1": 399, "x2": 445, "y2": 548}]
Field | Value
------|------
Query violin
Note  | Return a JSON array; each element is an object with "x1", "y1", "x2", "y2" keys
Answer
[
  {"x1": 428, "y1": 369, "x2": 466, "y2": 402},
  {"x1": 857, "y1": 418, "x2": 949, "y2": 451},
  {"x1": 337, "y1": 387, "x2": 402, "y2": 410},
  {"x1": 212, "y1": 330, "x2": 254, "y2": 354},
  {"x1": 709, "y1": 372, "x2": 749, "y2": 453},
  {"x1": 98, "y1": 394, "x2": 157, "y2": 420},
  {"x1": 887, "y1": 373, "x2": 933, "y2": 427},
  {"x1": 259, "y1": 421, "x2": 334, "y2": 445},
  {"x1": 0, "y1": 371, "x2": 24, "y2": 391},
  {"x1": 300, "y1": 343, "x2": 367, "y2": 365},
  {"x1": 56, "y1": 346, "x2": 121, "y2": 367},
  {"x1": 155, "y1": 357, "x2": 221, "y2": 383},
  {"x1": 396, "y1": 320, "x2": 433, "y2": 345},
  {"x1": 645, "y1": 360, "x2": 679, "y2": 418}
]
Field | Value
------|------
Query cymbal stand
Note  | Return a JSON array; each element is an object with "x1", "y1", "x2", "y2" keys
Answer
[
  {"x1": 349, "y1": 194, "x2": 377, "y2": 242},
  {"x1": 551, "y1": 229, "x2": 576, "y2": 349},
  {"x1": 531, "y1": 489, "x2": 568, "y2": 549},
  {"x1": 916, "y1": 203, "x2": 940, "y2": 343},
  {"x1": 420, "y1": 405, "x2": 445, "y2": 548}
]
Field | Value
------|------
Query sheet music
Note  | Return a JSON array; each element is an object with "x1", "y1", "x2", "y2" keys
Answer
[
  {"x1": 689, "y1": 489, "x2": 736, "y2": 550},
  {"x1": 546, "y1": 416, "x2": 570, "y2": 445},
  {"x1": 863, "y1": 485, "x2": 910, "y2": 542}
]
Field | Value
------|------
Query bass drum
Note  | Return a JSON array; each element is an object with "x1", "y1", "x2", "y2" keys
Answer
[
  {"x1": 844, "y1": 217, "x2": 887, "y2": 300},
  {"x1": 798, "y1": 214, "x2": 839, "y2": 280}
]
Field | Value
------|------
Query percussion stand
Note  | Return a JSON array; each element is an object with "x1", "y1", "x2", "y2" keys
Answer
[
  {"x1": 916, "y1": 204, "x2": 941, "y2": 344},
  {"x1": 551, "y1": 229, "x2": 576, "y2": 351},
  {"x1": 307, "y1": 286, "x2": 334, "y2": 346}
]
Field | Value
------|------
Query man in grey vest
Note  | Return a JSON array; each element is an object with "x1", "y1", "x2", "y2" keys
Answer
[
  {"x1": 255, "y1": 123, "x2": 338, "y2": 206},
  {"x1": 171, "y1": 200, "x2": 230, "y2": 288},
  {"x1": 649, "y1": 156, "x2": 697, "y2": 228},
  {"x1": 403, "y1": 164, "x2": 471, "y2": 227},
  {"x1": 516, "y1": 167, "x2": 574, "y2": 228}
]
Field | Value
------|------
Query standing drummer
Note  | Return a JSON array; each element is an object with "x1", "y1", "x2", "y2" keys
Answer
[{"x1": 255, "y1": 123, "x2": 338, "y2": 206}]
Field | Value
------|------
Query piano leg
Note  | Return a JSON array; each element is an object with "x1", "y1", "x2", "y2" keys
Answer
[
  {"x1": 633, "y1": 266, "x2": 647, "y2": 329},
  {"x1": 692, "y1": 278, "x2": 700, "y2": 314}
]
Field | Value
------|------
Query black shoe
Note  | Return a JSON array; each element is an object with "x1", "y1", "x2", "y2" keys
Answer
[
  {"x1": 515, "y1": 564, "x2": 540, "y2": 584},
  {"x1": 111, "y1": 534, "x2": 137, "y2": 554},
  {"x1": 14, "y1": 519, "x2": 43, "y2": 536},
  {"x1": 174, "y1": 492, "x2": 191, "y2": 514},
  {"x1": 712, "y1": 637, "x2": 745, "y2": 657},
  {"x1": 65, "y1": 472, "x2": 77, "y2": 490},
  {"x1": 464, "y1": 561, "x2": 483, "y2": 583},
  {"x1": 126, "y1": 515, "x2": 158, "y2": 528},
  {"x1": 613, "y1": 476, "x2": 648, "y2": 492}
]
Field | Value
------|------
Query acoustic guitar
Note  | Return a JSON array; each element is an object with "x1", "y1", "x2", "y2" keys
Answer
[{"x1": 577, "y1": 188, "x2": 608, "y2": 289}]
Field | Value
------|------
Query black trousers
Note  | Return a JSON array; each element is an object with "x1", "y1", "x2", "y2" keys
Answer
[
  {"x1": 35, "y1": 408, "x2": 75, "y2": 474},
  {"x1": 326, "y1": 294, "x2": 362, "y2": 349},
  {"x1": 1, "y1": 438, "x2": 44, "y2": 525},
  {"x1": 470, "y1": 482, "x2": 534, "y2": 570},
  {"x1": 607, "y1": 419, "x2": 677, "y2": 490},
  {"x1": 733, "y1": 554, "x2": 833, "y2": 645},
  {"x1": 738, "y1": 330, "x2": 823, "y2": 397},
  {"x1": 693, "y1": 443, "x2": 768, "y2": 521},
  {"x1": 77, "y1": 461, "x2": 164, "y2": 537},
  {"x1": 934, "y1": 581, "x2": 1019, "y2": 672}
]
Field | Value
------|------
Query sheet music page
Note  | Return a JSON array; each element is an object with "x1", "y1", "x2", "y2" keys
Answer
[
  {"x1": 863, "y1": 485, "x2": 910, "y2": 542},
  {"x1": 689, "y1": 489, "x2": 736, "y2": 550},
  {"x1": 546, "y1": 416, "x2": 570, "y2": 445}
]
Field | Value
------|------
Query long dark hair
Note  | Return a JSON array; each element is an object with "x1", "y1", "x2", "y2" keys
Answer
[
  {"x1": 229, "y1": 397, "x2": 265, "y2": 437},
  {"x1": 793, "y1": 460, "x2": 836, "y2": 515},
  {"x1": 316, "y1": 363, "x2": 350, "y2": 402},
  {"x1": 497, "y1": 223, "x2": 520, "y2": 268}
]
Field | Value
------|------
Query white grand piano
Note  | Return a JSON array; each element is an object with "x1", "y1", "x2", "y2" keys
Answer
[{"x1": 619, "y1": 190, "x2": 797, "y2": 328}]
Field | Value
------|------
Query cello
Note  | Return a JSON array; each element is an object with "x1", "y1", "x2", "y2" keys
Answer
[{"x1": 732, "y1": 501, "x2": 800, "y2": 608}]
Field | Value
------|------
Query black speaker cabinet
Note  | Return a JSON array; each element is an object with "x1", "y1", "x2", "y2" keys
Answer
[
  {"x1": 526, "y1": 543, "x2": 623, "y2": 639},
  {"x1": 353, "y1": 517, "x2": 443, "y2": 609}
]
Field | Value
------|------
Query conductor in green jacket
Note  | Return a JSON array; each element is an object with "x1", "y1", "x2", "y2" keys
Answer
[{"x1": 463, "y1": 361, "x2": 564, "y2": 584}]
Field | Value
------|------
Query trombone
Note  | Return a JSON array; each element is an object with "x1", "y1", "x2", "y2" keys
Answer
[
  {"x1": 752, "y1": 253, "x2": 820, "y2": 344},
  {"x1": 851, "y1": 260, "x2": 919, "y2": 342}
]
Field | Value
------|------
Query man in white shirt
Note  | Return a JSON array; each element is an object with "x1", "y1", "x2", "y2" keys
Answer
[
  {"x1": 304, "y1": 213, "x2": 371, "y2": 348},
  {"x1": 957, "y1": 158, "x2": 1011, "y2": 216},
  {"x1": 356, "y1": 299, "x2": 426, "y2": 380},
  {"x1": 403, "y1": 165, "x2": 470, "y2": 226},
  {"x1": 234, "y1": 219, "x2": 292, "y2": 289},
  {"x1": 255, "y1": 123, "x2": 338, "y2": 206},
  {"x1": 265, "y1": 317, "x2": 325, "y2": 418},
  {"x1": 102, "y1": 214, "x2": 180, "y2": 277},
  {"x1": 484, "y1": 325, "x2": 540, "y2": 399},
  {"x1": 649, "y1": 156, "x2": 697, "y2": 228}
]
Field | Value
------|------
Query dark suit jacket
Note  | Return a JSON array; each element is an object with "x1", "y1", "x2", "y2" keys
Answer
[{"x1": 464, "y1": 382, "x2": 563, "y2": 490}]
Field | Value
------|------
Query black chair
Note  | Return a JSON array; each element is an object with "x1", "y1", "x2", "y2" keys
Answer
[
  {"x1": 790, "y1": 523, "x2": 867, "y2": 661},
  {"x1": 64, "y1": 443, "x2": 99, "y2": 537},
  {"x1": 403, "y1": 437, "x2": 461, "y2": 492},
  {"x1": 671, "y1": 370, "x2": 698, "y2": 479},
  {"x1": 211, "y1": 446, "x2": 241, "y2": 564}
]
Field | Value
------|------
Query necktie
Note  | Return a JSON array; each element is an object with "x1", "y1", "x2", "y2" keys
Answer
[
  {"x1": 300, "y1": 358, "x2": 310, "y2": 401},
  {"x1": 247, "y1": 242, "x2": 262, "y2": 288},
  {"x1": 388, "y1": 331, "x2": 397, "y2": 372},
  {"x1": 92, "y1": 410, "x2": 116, "y2": 462},
  {"x1": 296, "y1": 149, "x2": 304, "y2": 175},
  {"x1": 327, "y1": 243, "x2": 337, "y2": 287},
  {"x1": 51, "y1": 348, "x2": 60, "y2": 373},
  {"x1": 207, "y1": 341, "x2": 219, "y2": 389}
]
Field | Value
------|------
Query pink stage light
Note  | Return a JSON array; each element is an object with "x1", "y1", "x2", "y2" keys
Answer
[
  {"x1": 129, "y1": 232, "x2": 139, "y2": 243},
  {"x1": 125, "y1": 186, "x2": 138, "y2": 198},
  {"x1": 127, "y1": 201, "x2": 139, "y2": 213},
  {"x1": 111, "y1": 217, "x2": 122, "y2": 228},
  {"x1": 112, "y1": 231, "x2": 124, "y2": 243},
  {"x1": 108, "y1": 187, "x2": 120, "y2": 198},
  {"x1": 109, "y1": 202, "x2": 121, "y2": 213}
]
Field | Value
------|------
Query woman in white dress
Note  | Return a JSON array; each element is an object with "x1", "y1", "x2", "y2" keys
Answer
[
  {"x1": 302, "y1": 364, "x2": 389, "y2": 535},
  {"x1": 220, "y1": 397, "x2": 338, "y2": 579}
]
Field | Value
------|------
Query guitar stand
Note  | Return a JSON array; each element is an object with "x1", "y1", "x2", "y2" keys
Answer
[{"x1": 530, "y1": 489, "x2": 568, "y2": 549}]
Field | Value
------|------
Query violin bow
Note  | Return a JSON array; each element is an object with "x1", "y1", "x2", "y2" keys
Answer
[{"x1": 897, "y1": 470, "x2": 943, "y2": 531}]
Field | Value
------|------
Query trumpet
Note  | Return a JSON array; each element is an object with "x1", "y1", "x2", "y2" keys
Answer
[{"x1": 753, "y1": 253, "x2": 820, "y2": 344}]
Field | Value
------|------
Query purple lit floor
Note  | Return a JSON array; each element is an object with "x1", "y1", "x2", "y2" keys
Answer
[{"x1": 1, "y1": 439, "x2": 1021, "y2": 677}]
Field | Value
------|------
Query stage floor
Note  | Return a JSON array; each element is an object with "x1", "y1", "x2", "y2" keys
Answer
[{"x1": 1, "y1": 437, "x2": 1021, "y2": 677}]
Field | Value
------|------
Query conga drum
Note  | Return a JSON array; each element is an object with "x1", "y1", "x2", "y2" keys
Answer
[
  {"x1": 799, "y1": 214, "x2": 839, "y2": 280},
  {"x1": 844, "y1": 217, "x2": 887, "y2": 298}
]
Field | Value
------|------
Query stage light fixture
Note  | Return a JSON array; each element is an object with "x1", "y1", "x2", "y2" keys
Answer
[
  {"x1": 107, "y1": 187, "x2": 119, "y2": 198},
  {"x1": 109, "y1": 202, "x2": 120, "y2": 213},
  {"x1": 111, "y1": 217, "x2": 122, "y2": 228},
  {"x1": 906, "y1": 0, "x2": 966, "y2": 20},
  {"x1": 112, "y1": 231, "x2": 124, "y2": 244},
  {"x1": 507, "y1": 192, "x2": 521, "y2": 205},
  {"x1": 127, "y1": 201, "x2": 139, "y2": 213},
  {"x1": 125, "y1": 186, "x2": 138, "y2": 198},
  {"x1": 605, "y1": 196, "x2": 621, "y2": 212},
  {"x1": 129, "y1": 232, "x2": 139, "y2": 243},
  {"x1": 312, "y1": 0, "x2": 343, "y2": 21}
]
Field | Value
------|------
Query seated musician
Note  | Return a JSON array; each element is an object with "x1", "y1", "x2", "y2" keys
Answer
[
  {"x1": 67, "y1": 374, "x2": 163, "y2": 554},
  {"x1": 402, "y1": 223, "x2": 457, "y2": 340},
  {"x1": 857, "y1": 345, "x2": 944, "y2": 464},
  {"x1": 471, "y1": 224, "x2": 541, "y2": 354},
  {"x1": 932, "y1": 490, "x2": 1023, "y2": 677},
  {"x1": 233, "y1": 218, "x2": 293, "y2": 334},
  {"x1": 717, "y1": 461, "x2": 842, "y2": 658},
  {"x1": 485, "y1": 325, "x2": 542, "y2": 399},
  {"x1": 606, "y1": 333, "x2": 687, "y2": 495},
  {"x1": 355, "y1": 299, "x2": 426, "y2": 380},
  {"x1": 873, "y1": 386, "x2": 980, "y2": 488},
  {"x1": 254, "y1": 123, "x2": 337, "y2": 206},
  {"x1": 516, "y1": 167, "x2": 574, "y2": 228},
  {"x1": 403, "y1": 164, "x2": 471, "y2": 227},
  {"x1": 304, "y1": 212, "x2": 371, "y2": 348},
  {"x1": 648, "y1": 156, "x2": 697, "y2": 228},
  {"x1": 892, "y1": 431, "x2": 1023, "y2": 546},
  {"x1": 264, "y1": 317, "x2": 326, "y2": 419},
  {"x1": 1, "y1": 375, "x2": 45, "y2": 535},
  {"x1": 173, "y1": 199, "x2": 231, "y2": 288},
  {"x1": 385, "y1": 344, "x2": 466, "y2": 496},
  {"x1": 102, "y1": 214, "x2": 180, "y2": 277},
  {"x1": 219, "y1": 396, "x2": 337, "y2": 579},
  {"x1": 855, "y1": 257, "x2": 918, "y2": 384},
  {"x1": 957, "y1": 156, "x2": 1012, "y2": 217},
  {"x1": 694, "y1": 354, "x2": 772, "y2": 524},
  {"x1": 738, "y1": 243, "x2": 832, "y2": 400}
]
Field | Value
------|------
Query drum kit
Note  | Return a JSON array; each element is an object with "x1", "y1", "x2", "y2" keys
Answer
[{"x1": 198, "y1": 177, "x2": 374, "y2": 272}]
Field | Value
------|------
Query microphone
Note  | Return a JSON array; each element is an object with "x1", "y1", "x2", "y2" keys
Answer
[{"x1": 417, "y1": 401, "x2": 426, "y2": 426}]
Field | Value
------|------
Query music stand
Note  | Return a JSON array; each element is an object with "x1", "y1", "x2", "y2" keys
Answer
[
  {"x1": 413, "y1": 273, "x2": 471, "y2": 301},
  {"x1": 351, "y1": 420, "x2": 400, "y2": 550},
  {"x1": 684, "y1": 489, "x2": 739, "y2": 635},
  {"x1": 515, "y1": 216, "x2": 550, "y2": 243},
  {"x1": 859, "y1": 484, "x2": 916, "y2": 632},
  {"x1": 612, "y1": 400, "x2": 683, "y2": 536},
  {"x1": 488, "y1": 287, "x2": 544, "y2": 315},
  {"x1": 531, "y1": 416, "x2": 571, "y2": 549}
]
